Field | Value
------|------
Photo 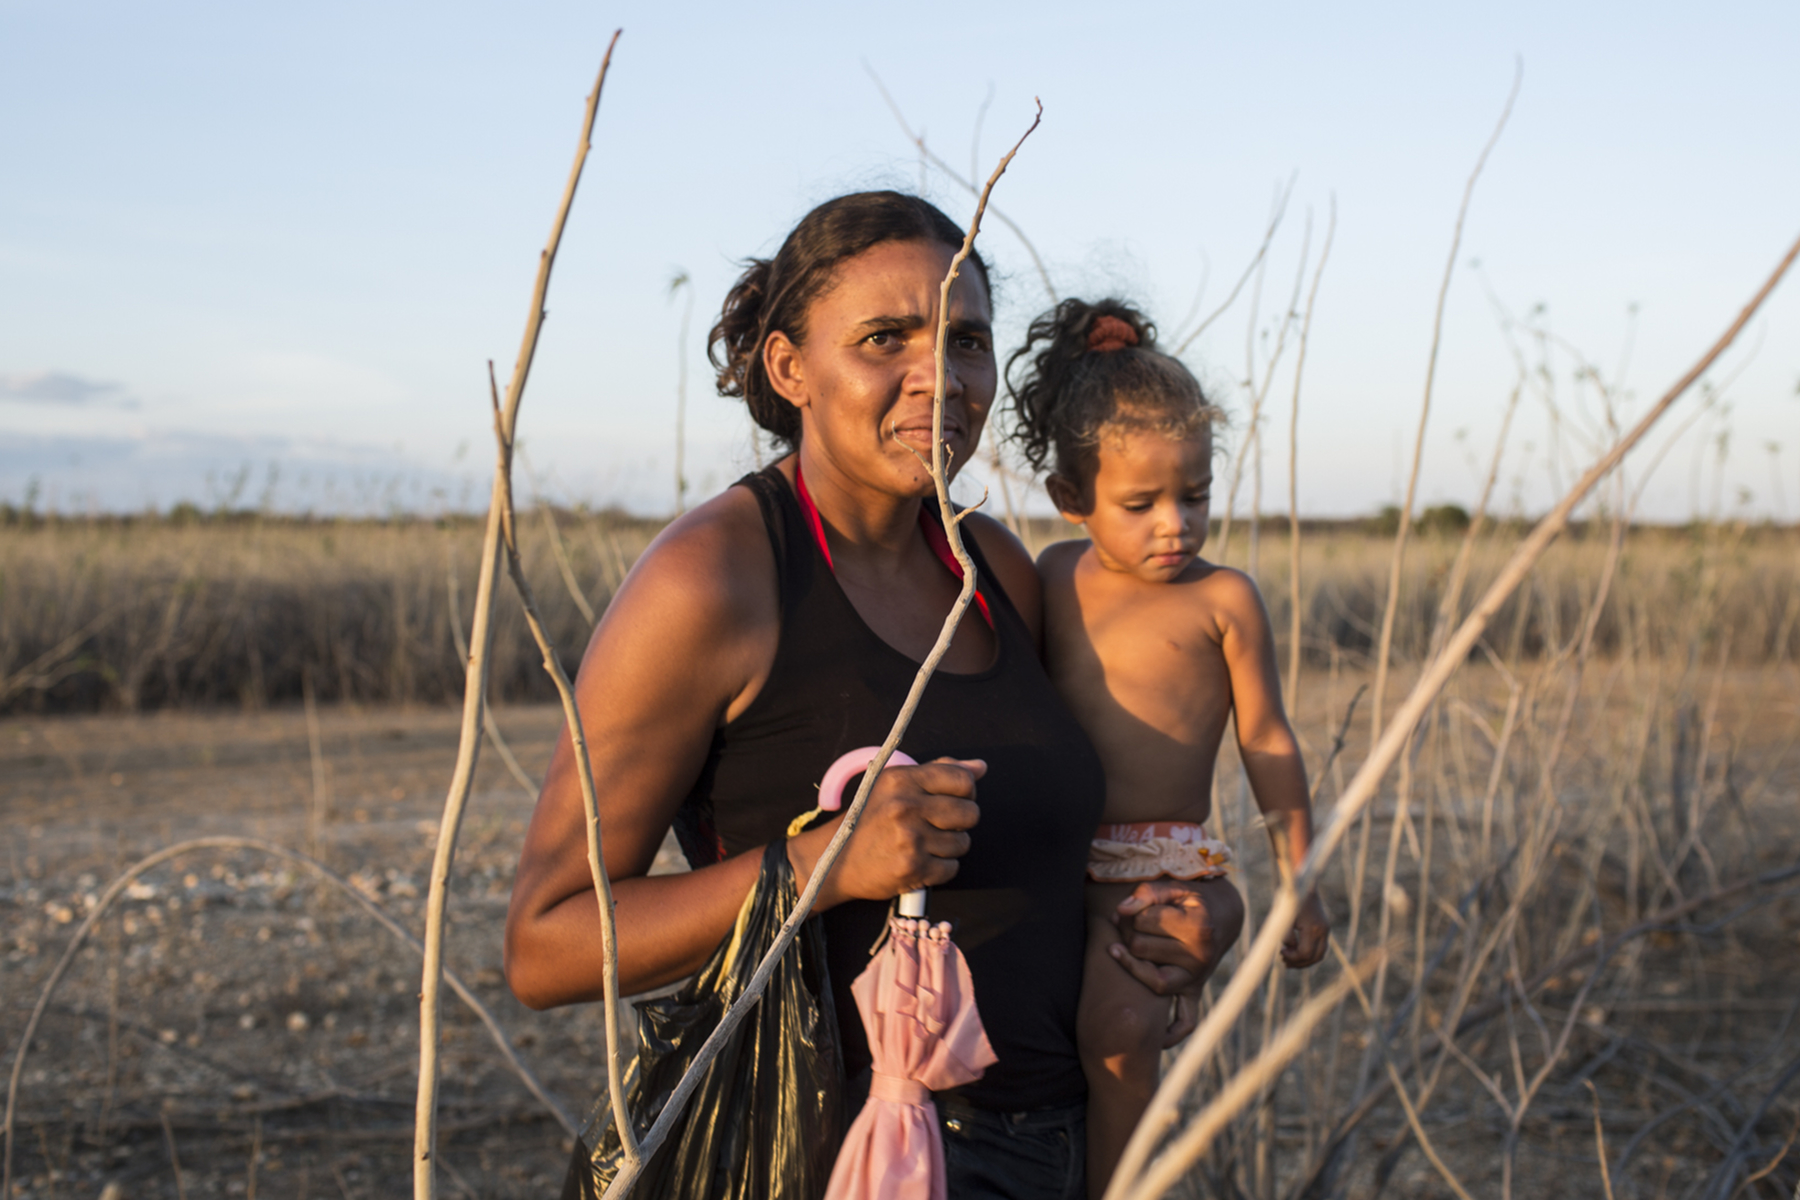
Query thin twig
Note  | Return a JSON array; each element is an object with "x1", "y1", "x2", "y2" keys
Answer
[
  {"x1": 1118, "y1": 948, "x2": 1382, "y2": 1200},
  {"x1": 490, "y1": 362, "x2": 636, "y2": 1164},
  {"x1": 1584, "y1": 1081, "x2": 1616, "y2": 1200},
  {"x1": 1311, "y1": 684, "x2": 1366, "y2": 804},
  {"x1": 0, "y1": 602, "x2": 121, "y2": 706},
  {"x1": 541, "y1": 505, "x2": 599, "y2": 627},
  {"x1": 1370, "y1": 59, "x2": 1521, "y2": 741},
  {"x1": 1428, "y1": 368, "x2": 1522, "y2": 658},
  {"x1": 1106, "y1": 228, "x2": 1800, "y2": 1200},
  {"x1": 445, "y1": 557, "x2": 540, "y2": 798},
  {"x1": 412, "y1": 34, "x2": 619, "y2": 1200},
  {"x1": 1330, "y1": 938, "x2": 1476, "y2": 1200},
  {"x1": 669, "y1": 270, "x2": 694, "y2": 516},
  {"x1": 599, "y1": 99, "x2": 1042, "y2": 1200},
  {"x1": 161, "y1": 1106, "x2": 188, "y2": 1200},
  {"x1": 302, "y1": 667, "x2": 330, "y2": 860},
  {"x1": 864, "y1": 64, "x2": 1057, "y2": 303},
  {"x1": 1173, "y1": 177, "x2": 1297, "y2": 357},
  {"x1": 1705, "y1": 1054, "x2": 1800, "y2": 1200},
  {"x1": 1216, "y1": 210, "x2": 1307, "y2": 566},
  {"x1": 1286, "y1": 197, "x2": 1336, "y2": 710},
  {"x1": 1728, "y1": 1108, "x2": 1800, "y2": 1200}
]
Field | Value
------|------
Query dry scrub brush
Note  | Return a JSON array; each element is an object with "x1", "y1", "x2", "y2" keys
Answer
[
  {"x1": 5, "y1": 517, "x2": 1792, "y2": 717},
  {"x1": 0, "y1": 508, "x2": 659, "y2": 715}
]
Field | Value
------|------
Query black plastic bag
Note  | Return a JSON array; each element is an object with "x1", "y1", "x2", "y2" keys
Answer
[{"x1": 560, "y1": 840, "x2": 845, "y2": 1200}]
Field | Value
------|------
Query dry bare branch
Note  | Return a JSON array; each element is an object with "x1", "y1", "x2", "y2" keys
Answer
[
  {"x1": 1585, "y1": 1081, "x2": 1616, "y2": 1200},
  {"x1": 489, "y1": 362, "x2": 637, "y2": 1164},
  {"x1": 0, "y1": 602, "x2": 121, "y2": 706},
  {"x1": 669, "y1": 270, "x2": 695, "y2": 515},
  {"x1": 1216, "y1": 208, "x2": 1311, "y2": 564},
  {"x1": 1370, "y1": 59, "x2": 1521, "y2": 741},
  {"x1": 1117, "y1": 947, "x2": 1383, "y2": 1200},
  {"x1": 302, "y1": 667, "x2": 330, "y2": 860},
  {"x1": 1172, "y1": 177, "x2": 1297, "y2": 358},
  {"x1": 1286, "y1": 197, "x2": 1336, "y2": 709},
  {"x1": 864, "y1": 64, "x2": 1058, "y2": 303},
  {"x1": 542, "y1": 505, "x2": 599, "y2": 627},
  {"x1": 1331, "y1": 938, "x2": 1475, "y2": 1200},
  {"x1": 413, "y1": 33, "x2": 620, "y2": 1200},
  {"x1": 445, "y1": 559, "x2": 541, "y2": 798}
]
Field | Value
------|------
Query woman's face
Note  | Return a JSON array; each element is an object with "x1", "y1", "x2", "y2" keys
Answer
[{"x1": 764, "y1": 239, "x2": 996, "y2": 498}]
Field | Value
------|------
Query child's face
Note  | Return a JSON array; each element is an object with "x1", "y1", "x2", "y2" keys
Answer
[{"x1": 1058, "y1": 427, "x2": 1212, "y2": 582}]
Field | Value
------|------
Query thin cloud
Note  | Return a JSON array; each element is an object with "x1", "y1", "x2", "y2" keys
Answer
[{"x1": 0, "y1": 370, "x2": 138, "y2": 408}]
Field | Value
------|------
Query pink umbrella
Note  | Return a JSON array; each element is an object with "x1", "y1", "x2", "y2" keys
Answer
[{"x1": 816, "y1": 748, "x2": 998, "y2": 1200}]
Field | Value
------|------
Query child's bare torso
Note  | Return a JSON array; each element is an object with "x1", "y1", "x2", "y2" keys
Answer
[{"x1": 1041, "y1": 540, "x2": 1238, "y2": 828}]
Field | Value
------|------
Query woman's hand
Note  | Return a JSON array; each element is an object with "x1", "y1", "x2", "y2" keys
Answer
[
  {"x1": 1282, "y1": 890, "x2": 1330, "y2": 969},
  {"x1": 788, "y1": 758, "x2": 984, "y2": 907},
  {"x1": 1108, "y1": 877, "x2": 1245, "y2": 1009}
]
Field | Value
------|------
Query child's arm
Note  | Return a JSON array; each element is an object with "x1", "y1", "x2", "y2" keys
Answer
[{"x1": 1210, "y1": 569, "x2": 1329, "y2": 968}]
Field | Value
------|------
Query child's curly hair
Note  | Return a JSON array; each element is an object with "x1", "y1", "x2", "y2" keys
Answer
[{"x1": 1005, "y1": 298, "x2": 1221, "y2": 494}]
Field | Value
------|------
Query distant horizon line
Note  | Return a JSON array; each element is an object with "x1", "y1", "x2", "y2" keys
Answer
[{"x1": 4, "y1": 499, "x2": 1792, "y2": 535}]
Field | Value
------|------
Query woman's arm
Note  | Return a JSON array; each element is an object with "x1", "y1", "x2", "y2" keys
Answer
[
  {"x1": 504, "y1": 488, "x2": 983, "y2": 1008},
  {"x1": 504, "y1": 490, "x2": 776, "y2": 1006}
]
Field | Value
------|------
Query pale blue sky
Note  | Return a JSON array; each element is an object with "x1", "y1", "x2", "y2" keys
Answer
[{"x1": 3, "y1": 0, "x2": 1796, "y2": 519}]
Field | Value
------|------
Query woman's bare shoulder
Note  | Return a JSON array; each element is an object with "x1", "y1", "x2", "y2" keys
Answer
[
  {"x1": 963, "y1": 511, "x2": 1042, "y2": 638},
  {"x1": 962, "y1": 510, "x2": 1032, "y2": 580},
  {"x1": 604, "y1": 483, "x2": 777, "y2": 638}
]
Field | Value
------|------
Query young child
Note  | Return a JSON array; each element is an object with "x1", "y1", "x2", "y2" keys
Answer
[{"x1": 1008, "y1": 299, "x2": 1331, "y2": 1196}]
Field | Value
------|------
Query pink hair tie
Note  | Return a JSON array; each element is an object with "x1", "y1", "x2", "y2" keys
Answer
[{"x1": 1086, "y1": 315, "x2": 1139, "y2": 352}]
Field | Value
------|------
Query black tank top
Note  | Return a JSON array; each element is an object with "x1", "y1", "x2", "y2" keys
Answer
[{"x1": 673, "y1": 465, "x2": 1105, "y2": 1111}]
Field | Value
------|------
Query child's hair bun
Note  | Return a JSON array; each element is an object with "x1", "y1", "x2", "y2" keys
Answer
[
  {"x1": 1087, "y1": 315, "x2": 1141, "y2": 353},
  {"x1": 1005, "y1": 297, "x2": 1218, "y2": 490}
]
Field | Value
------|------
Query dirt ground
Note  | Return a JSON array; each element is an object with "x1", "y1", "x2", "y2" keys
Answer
[
  {"x1": 4, "y1": 660, "x2": 1798, "y2": 1199},
  {"x1": 3, "y1": 703, "x2": 605, "y2": 1200}
]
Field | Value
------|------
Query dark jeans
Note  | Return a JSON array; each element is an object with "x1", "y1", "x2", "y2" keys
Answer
[
  {"x1": 849, "y1": 1072, "x2": 1087, "y2": 1200},
  {"x1": 939, "y1": 1093, "x2": 1086, "y2": 1200}
]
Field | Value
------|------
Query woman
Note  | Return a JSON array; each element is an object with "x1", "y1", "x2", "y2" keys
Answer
[{"x1": 505, "y1": 191, "x2": 1242, "y2": 1200}]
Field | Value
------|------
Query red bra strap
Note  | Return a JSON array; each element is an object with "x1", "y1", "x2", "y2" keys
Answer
[
  {"x1": 793, "y1": 459, "x2": 993, "y2": 630},
  {"x1": 792, "y1": 458, "x2": 835, "y2": 573},
  {"x1": 920, "y1": 504, "x2": 995, "y2": 629}
]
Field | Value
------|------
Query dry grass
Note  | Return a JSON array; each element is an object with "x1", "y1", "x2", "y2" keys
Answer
[
  {"x1": 0, "y1": 510, "x2": 662, "y2": 714},
  {"x1": 5, "y1": 513, "x2": 1794, "y2": 715}
]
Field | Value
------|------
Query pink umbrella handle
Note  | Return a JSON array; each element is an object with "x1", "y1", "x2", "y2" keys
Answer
[{"x1": 818, "y1": 747, "x2": 926, "y2": 917}]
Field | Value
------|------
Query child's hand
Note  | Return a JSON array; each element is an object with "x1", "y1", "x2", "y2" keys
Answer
[{"x1": 1282, "y1": 890, "x2": 1329, "y2": 969}]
